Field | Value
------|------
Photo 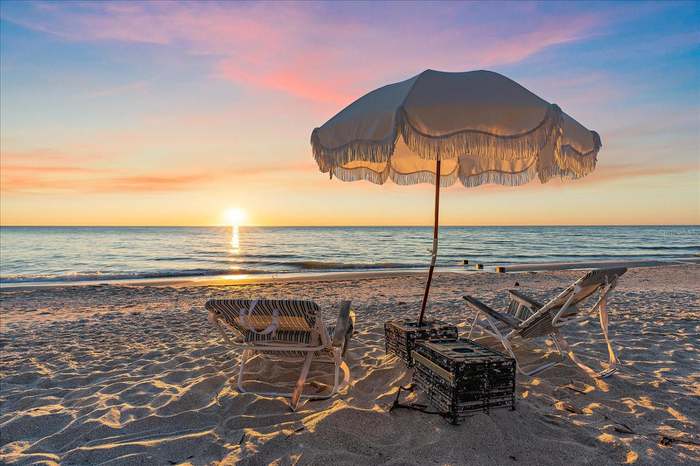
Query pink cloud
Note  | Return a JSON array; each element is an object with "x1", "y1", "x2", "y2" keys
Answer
[
  {"x1": 474, "y1": 15, "x2": 599, "y2": 66},
  {"x1": 216, "y1": 52, "x2": 364, "y2": 107},
  {"x1": 3, "y1": 2, "x2": 605, "y2": 108}
]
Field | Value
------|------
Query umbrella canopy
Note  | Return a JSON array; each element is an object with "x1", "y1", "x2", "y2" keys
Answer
[
  {"x1": 312, "y1": 69, "x2": 600, "y2": 187},
  {"x1": 310, "y1": 69, "x2": 601, "y2": 324}
]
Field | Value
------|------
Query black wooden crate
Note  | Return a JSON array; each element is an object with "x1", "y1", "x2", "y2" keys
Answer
[
  {"x1": 384, "y1": 319, "x2": 459, "y2": 367},
  {"x1": 412, "y1": 338, "x2": 516, "y2": 424}
]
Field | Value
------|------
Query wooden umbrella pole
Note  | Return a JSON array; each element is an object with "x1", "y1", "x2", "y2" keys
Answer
[{"x1": 418, "y1": 159, "x2": 441, "y2": 326}]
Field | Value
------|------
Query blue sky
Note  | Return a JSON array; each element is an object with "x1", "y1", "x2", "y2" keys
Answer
[{"x1": 1, "y1": 1, "x2": 698, "y2": 225}]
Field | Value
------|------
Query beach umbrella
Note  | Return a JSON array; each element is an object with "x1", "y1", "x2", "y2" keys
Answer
[{"x1": 310, "y1": 70, "x2": 601, "y2": 326}]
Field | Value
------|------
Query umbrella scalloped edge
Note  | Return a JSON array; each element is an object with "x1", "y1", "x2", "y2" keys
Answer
[{"x1": 310, "y1": 103, "x2": 601, "y2": 187}]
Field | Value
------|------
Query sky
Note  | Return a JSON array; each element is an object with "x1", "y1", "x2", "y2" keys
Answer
[{"x1": 1, "y1": 0, "x2": 698, "y2": 226}]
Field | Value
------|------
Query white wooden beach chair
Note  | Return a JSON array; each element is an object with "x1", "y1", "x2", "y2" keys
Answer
[
  {"x1": 464, "y1": 268, "x2": 627, "y2": 378},
  {"x1": 205, "y1": 299, "x2": 355, "y2": 411}
]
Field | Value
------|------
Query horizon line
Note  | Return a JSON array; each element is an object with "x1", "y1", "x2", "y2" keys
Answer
[{"x1": 1, "y1": 223, "x2": 698, "y2": 228}]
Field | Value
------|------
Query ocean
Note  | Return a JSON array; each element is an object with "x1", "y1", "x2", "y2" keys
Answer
[{"x1": 0, "y1": 226, "x2": 698, "y2": 285}]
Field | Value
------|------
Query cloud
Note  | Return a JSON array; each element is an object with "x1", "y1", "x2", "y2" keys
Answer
[
  {"x1": 103, "y1": 173, "x2": 212, "y2": 192},
  {"x1": 1, "y1": 148, "x2": 104, "y2": 164},
  {"x1": 0, "y1": 148, "x2": 314, "y2": 194},
  {"x1": 2, "y1": 2, "x2": 605, "y2": 107},
  {"x1": 1, "y1": 164, "x2": 106, "y2": 174},
  {"x1": 579, "y1": 163, "x2": 699, "y2": 184},
  {"x1": 1, "y1": 167, "x2": 210, "y2": 194},
  {"x1": 6, "y1": 139, "x2": 693, "y2": 196},
  {"x1": 528, "y1": 163, "x2": 699, "y2": 190}
]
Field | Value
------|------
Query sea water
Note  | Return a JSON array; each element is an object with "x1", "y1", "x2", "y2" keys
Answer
[{"x1": 1, "y1": 226, "x2": 698, "y2": 285}]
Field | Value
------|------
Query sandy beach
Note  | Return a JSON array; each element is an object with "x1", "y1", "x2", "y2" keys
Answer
[
  {"x1": 1, "y1": 266, "x2": 698, "y2": 465},
  {"x1": 3, "y1": 1, "x2": 699, "y2": 465}
]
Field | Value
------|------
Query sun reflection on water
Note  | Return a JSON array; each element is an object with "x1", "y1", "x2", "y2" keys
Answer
[{"x1": 231, "y1": 225, "x2": 240, "y2": 253}]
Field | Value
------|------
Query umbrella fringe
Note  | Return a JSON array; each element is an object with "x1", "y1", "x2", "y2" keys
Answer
[
  {"x1": 554, "y1": 143, "x2": 600, "y2": 178},
  {"x1": 312, "y1": 102, "x2": 600, "y2": 184},
  {"x1": 310, "y1": 127, "x2": 397, "y2": 173},
  {"x1": 330, "y1": 165, "x2": 460, "y2": 187},
  {"x1": 331, "y1": 166, "x2": 389, "y2": 185},
  {"x1": 310, "y1": 104, "x2": 563, "y2": 170},
  {"x1": 392, "y1": 169, "x2": 459, "y2": 187},
  {"x1": 460, "y1": 164, "x2": 539, "y2": 187},
  {"x1": 398, "y1": 104, "x2": 562, "y2": 162},
  {"x1": 330, "y1": 154, "x2": 597, "y2": 187}
]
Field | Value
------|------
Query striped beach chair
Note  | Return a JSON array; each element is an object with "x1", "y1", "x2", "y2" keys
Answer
[
  {"x1": 205, "y1": 298, "x2": 355, "y2": 410},
  {"x1": 464, "y1": 268, "x2": 627, "y2": 378}
]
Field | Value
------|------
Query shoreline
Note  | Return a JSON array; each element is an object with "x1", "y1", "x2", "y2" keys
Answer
[
  {"x1": 2, "y1": 257, "x2": 698, "y2": 290},
  {"x1": 0, "y1": 267, "x2": 448, "y2": 290}
]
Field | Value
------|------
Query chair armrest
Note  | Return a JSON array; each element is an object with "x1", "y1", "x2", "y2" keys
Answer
[
  {"x1": 332, "y1": 301, "x2": 355, "y2": 350},
  {"x1": 463, "y1": 295, "x2": 521, "y2": 329},
  {"x1": 507, "y1": 289, "x2": 543, "y2": 310}
]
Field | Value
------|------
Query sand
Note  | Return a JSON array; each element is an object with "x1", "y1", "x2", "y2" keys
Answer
[{"x1": 1, "y1": 266, "x2": 698, "y2": 465}]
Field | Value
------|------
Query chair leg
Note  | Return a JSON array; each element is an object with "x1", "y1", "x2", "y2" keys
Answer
[
  {"x1": 500, "y1": 336, "x2": 560, "y2": 377},
  {"x1": 209, "y1": 312, "x2": 234, "y2": 346},
  {"x1": 220, "y1": 315, "x2": 349, "y2": 407},
  {"x1": 338, "y1": 349, "x2": 350, "y2": 390},
  {"x1": 237, "y1": 349, "x2": 253, "y2": 393},
  {"x1": 596, "y1": 295, "x2": 619, "y2": 377},
  {"x1": 554, "y1": 330, "x2": 616, "y2": 379},
  {"x1": 330, "y1": 350, "x2": 340, "y2": 395},
  {"x1": 475, "y1": 314, "x2": 506, "y2": 340},
  {"x1": 483, "y1": 315, "x2": 560, "y2": 376},
  {"x1": 236, "y1": 350, "x2": 343, "y2": 404},
  {"x1": 481, "y1": 318, "x2": 556, "y2": 376},
  {"x1": 467, "y1": 311, "x2": 481, "y2": 339},
  {"x1": 329, "y1": 347, "x2": 350, "y2": 397},
  {"x1": 551, "y1": 332, "x2": 565, "y2": 356},
  {"x1": 552, "y1": 293, "x2": 619, "y2": 379},
  {"x1": 290, "y1": 351, "x2": 314, "y2": 411}
]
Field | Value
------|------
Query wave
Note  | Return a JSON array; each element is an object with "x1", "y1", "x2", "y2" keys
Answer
[
  {"x1": 0, "y1": 267, "x2": 272, "y2": 284},
  {"x1": 0, "y1": 261, "x2": 424, "y2": 284},
  {"x1": 635, "y1": 245, "x2": 700, "y2": 251},
  {"x1": 152, "y1": 257, "x2": 195, "y2": 262},
  {"x1": 275, "y1": 260, "x2": 422, "y2": 270}
]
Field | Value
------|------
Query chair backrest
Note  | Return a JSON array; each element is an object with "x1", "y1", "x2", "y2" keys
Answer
[
  {"x1": 518, "y1": 268, "x2": 627, "y2": 339},
  {"x1": 205, "y1": 299, "x2": 320, "y2": 345},
  {"x1": 547, "y1": 267, "x2": 627, "y2": 311}
]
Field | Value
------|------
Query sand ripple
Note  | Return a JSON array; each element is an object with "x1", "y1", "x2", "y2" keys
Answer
[{"x1": 1, "y1": 266, "x2": 698, "y2": 464}]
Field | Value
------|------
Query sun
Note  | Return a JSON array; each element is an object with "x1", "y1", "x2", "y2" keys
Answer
[{"x1": 224, "y1": 207, "x2": 247, "y2": 227}]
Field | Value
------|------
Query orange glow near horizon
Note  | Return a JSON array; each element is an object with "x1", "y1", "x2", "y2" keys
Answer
[
  {"x1": 1, "y1": 3, "x2": 698, "y2": 227},
  {"x1": 1, "y1": 168, "x2": 697, "y2": 227}
]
